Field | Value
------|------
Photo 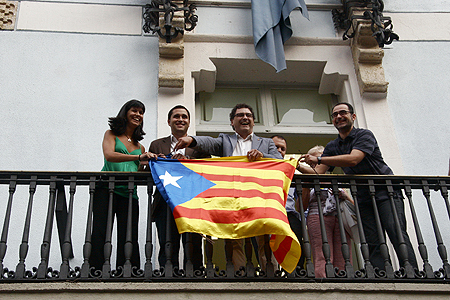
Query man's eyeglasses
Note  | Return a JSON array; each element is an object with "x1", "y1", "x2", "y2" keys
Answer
[
  {"x1": 234, "y1": 113, "x2": 253, "y2": 118},
  {"x1": 331, "y1": 110, "x2": 351, "y2": 119}
]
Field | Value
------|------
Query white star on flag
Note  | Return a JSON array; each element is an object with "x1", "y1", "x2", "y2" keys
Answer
[{"x1": 159, "y1": 171, "x2": 183, "y2": 188}]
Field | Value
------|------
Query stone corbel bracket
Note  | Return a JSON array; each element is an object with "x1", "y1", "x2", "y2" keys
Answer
[
  {"x1": 352, "y1": 22, "x2": 388, "y2": 95},
  {"x1": 158, "y1": 1, "x2": 185, "y2": 88},
  {"x1": 347, "y1": 7, "x2": 389, "y2": 96},
  {"x1": 0, "y1": 1, "x2": 18, "y2": 30}
]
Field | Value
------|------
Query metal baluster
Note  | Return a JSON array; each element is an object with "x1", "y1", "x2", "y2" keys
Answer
[
  {"x1": 37, "y1": 176, "x2": 57, "y2": 279},
  {"x1": 123, "y1": 176, "x2": 135, "y2": 278},
  {"x1": 386, "y1": 180, "x2": 414, "y2": 278},
  {"x1": 80, "y1": 176, "x2": 96, "y2": 278},
  {"x1": 15, "y1": 176, "x2": 37, "y2": 279},
  {"x1": 404, "y1": 180, "x2": 433, "y2": 278},
  {"x1": 368, "y1": 179, "x2": 394, "y2": 278},
  {"x1": 313, "y1": 179, "x2": 334, "y2": 277},
  {"x1": 0, "y1": 175, "x2": 17, "y2": 279},
  {"x1": 205, "y1": 236, "x2": 215, "y2": 278},
  {"x1": 101, "y1": 177, "x2": 115, "y2": 278},
  {"x1": 295, "y1": 181, "x2": 314, "y2": 278},
  {"x1": 263, "y1": 235, "x2": 275, "y2": 278},
  {"x1": 59, "y1": 177, "x2": 77, "y2": 278},
  {"x1": 144, "y1": 177, "x2": 153, "y2": 279},
  {"x1": 422, "y1": 180, "x2": 450, "y2": 278},
  {"x1": 350, "y1": 180, "x2": 374, "y2": 278},
  {"x1": 331, "y1": 180, "x2": 353, "y2": 277},
  {"x1": 245, "y1": 237, "x2": 255, "y2": 277},
  {"x1": 164, "y1": 198, "x2": 174, "y2": 278},
  {"x1": 439, "y1": 180, "x2": 450, "y2": 225},
  {"x1": 185, "y1": 233, "x2": 194, "y2": 277},
  {"x1": 438, "y1": 180, "x2": 450, "y2": 277},
  {"x1": 224, "y1": 239, "x2": 234, "y2": 277}
]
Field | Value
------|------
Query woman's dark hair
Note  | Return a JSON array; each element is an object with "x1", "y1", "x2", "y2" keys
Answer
[{"x1": 108, "y1": 99, "x2": 146, "y2": 142}]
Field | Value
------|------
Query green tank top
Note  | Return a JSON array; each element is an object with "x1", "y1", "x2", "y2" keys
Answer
[{"x1": 101, "y1": 137, "x2": 141, "y2": 199}]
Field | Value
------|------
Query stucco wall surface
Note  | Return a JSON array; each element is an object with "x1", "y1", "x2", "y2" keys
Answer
[
  {"x1": 0, "y1": 31, "x2": 159, "y2": 172},
  {"x1": 384, "y1": 0, "x2": 450, "y2": 12},
  {"x1": 384, "y1": 45, "x2": 450, "y2": 177}
]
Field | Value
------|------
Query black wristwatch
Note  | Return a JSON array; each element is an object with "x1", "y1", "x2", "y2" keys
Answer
[{"x1": 317, "y1": 156, "x2": 322, "y2": 165}]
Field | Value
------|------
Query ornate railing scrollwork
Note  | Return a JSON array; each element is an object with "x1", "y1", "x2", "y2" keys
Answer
[
  {"x1": 332, "y1": 0, "x2": 399, "y2": 48},
  {"x1": 143, "y1": 0, "x2": 198, "y2": 43}
]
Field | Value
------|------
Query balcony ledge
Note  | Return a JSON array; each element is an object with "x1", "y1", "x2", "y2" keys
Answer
[{"x1": 1, "y1": 282, "x2": 449, "y2": 299}]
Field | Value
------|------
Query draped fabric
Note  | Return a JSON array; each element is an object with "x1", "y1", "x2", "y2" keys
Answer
[
  {"x1": 150, "y1": 156, "x2": 301, "y2": 273},
  {"x1": 251, "y1": 0, "x2": 309, "y2": 73}
]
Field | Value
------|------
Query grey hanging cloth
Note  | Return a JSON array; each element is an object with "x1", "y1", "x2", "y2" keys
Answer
[{"x1": 251, "y1": 0, "x2": 309, "y2": 73}]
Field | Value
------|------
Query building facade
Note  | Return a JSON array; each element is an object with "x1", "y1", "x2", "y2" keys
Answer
[{"x1": 1, "y1": 0, "x2": 450, "y2": 283}]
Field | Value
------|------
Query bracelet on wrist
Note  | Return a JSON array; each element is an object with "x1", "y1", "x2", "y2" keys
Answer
[{"x1": 138, "y1": 154, "x2": 141, "y2": 161}]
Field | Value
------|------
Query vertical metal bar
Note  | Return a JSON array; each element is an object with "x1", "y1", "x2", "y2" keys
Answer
[
  {"x1": 123, "y1": 176, "x2": 135, "y2": 278},
  {"x1": 37, "y1": 176, "x2": 57, "y2": 279},
  {"x1": 184, "y1": 233, "x2": 194, "y2": 277},
  {"x1": 422, "y1": 180, "x2": 450, "y2": 278},
  {"x1": 224, "y1": 239, "x2": 234, "y2": 278},
  {"x1": 15, "y1": 176, "x2": 37, "y2": 279},
  {"x1": 244, "y1": 237, "x2": 255, "y2": 277},
  {"x1": 313, "y1": 179, "x2": 334, "y2": 278},
  {"x1": 144, "y1": 176, "x2": 153, "y2": 279},
  {"x1": 164, "y1": 198, "x2": 174, "y2": 278},
  {"x1": 263, "y1": 235, "x2": 274, "y2": 278},
  {"x1": 0, "y1": 175, "x2": 17, "y2": 279},
  {"x1": 80, "y1": 176, "x2": 96, "y2": 278},
  {"x1": 295, "y1": 181, "x2": 314, "y2": 278},
  {"x1": 101, "y1": 177, "x2": 115, "y2": 278},
  {"x1": 439, "y1": 180, "x2": 450, "y2": 224},
  {"x1": 331, "y1": 180, "x2": 353, "y2": 277},
  {"x1": 386, "y1": 180, "x2": 414, "y2": 278},
  {"x1": 350, "y1": 179, "x2": 374, "y2": 278},
  {"x1": 55, "y1": 182, "x2": 72, "y2": 260},
  {"x1": 59, "y1": 177, "x2": 77, "y2": 278},
  {"x1": 404, "y1": 180, "x2": 433, "y2": 278},
  {"x1": 205, "y1": 236, "x2": 215, "y2": 278},
  {"x1": 368, "y1": 179, "x2": 394, "y2": 278},
  {"x1": 59, "y1": 176, "x2": 77, "y2": 278}
]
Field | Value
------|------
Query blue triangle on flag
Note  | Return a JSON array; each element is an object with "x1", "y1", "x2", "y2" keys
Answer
[{"x1": 150, "y1": 159, "x2": 216, "y2": 211}]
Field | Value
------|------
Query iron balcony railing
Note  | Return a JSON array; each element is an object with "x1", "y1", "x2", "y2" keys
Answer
[{"x1": 0, "y1": 171, "x2": 449, "y2": 282}]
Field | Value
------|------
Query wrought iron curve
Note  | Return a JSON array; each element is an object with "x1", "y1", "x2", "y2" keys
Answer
[
  {"x1": 143, "y1": 0, "x2": 198, "y2": 43},
  {"x1": 332, "y1": 0, "x2": 399, "y2": 48}
]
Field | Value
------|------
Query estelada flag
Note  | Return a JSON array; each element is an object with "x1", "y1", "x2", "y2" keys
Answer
[{"x1": 150, "y1": 156, "x2": 300, "y2": 273}]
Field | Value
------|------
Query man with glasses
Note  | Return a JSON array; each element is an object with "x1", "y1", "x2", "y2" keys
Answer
[
  {"x1": 301, "y1": 102, "x2": 418, "y2": 271},
  {"x1": 174, "y1": 103, "x2": 282, "y2": 271}
]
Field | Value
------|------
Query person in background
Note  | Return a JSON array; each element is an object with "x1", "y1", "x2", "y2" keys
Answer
[
  {"x1": 90, "y1": 99, "x2": 157, "y2": 271},
  {"x1": 149, "y1": 105, "x2": 209, "y2": 271},
  {"x1": 271, "y1": 135, "x2": 305, "y2": 269},
  {"x1": 302, "y1": 145, "x2": 353, "y2": 278}
]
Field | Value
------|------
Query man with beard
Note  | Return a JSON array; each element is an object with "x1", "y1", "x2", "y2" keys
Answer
[
  {"x1": 150, "y1": 105, "x2": 209, "y2": 271},
  {"x1": 174, "y1": 103, "x2": 282, "y2": 271},
  {"x1": 300, "y1": 102, "x2": 418, "y2": 271}
]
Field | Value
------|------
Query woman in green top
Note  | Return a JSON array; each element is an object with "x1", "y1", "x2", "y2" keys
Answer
[{"x1": 91, "y1": 99, "x2": 157, "y2": 272}]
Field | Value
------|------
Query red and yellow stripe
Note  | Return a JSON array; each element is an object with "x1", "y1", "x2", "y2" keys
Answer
[{"x1": 172, "y1": 156, "x2": 301, "y2": 273}]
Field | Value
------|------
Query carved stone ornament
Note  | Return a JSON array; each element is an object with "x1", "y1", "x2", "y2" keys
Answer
[
  {"x1": 143, "y1": 0, "x2": 198, "y2": 88},
  {"x1": 0, "y1": 1, "x2": 18, "y2": 30},
  {"x1": 333, "y1": 1, "x2": 397, "y2": 96}
]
